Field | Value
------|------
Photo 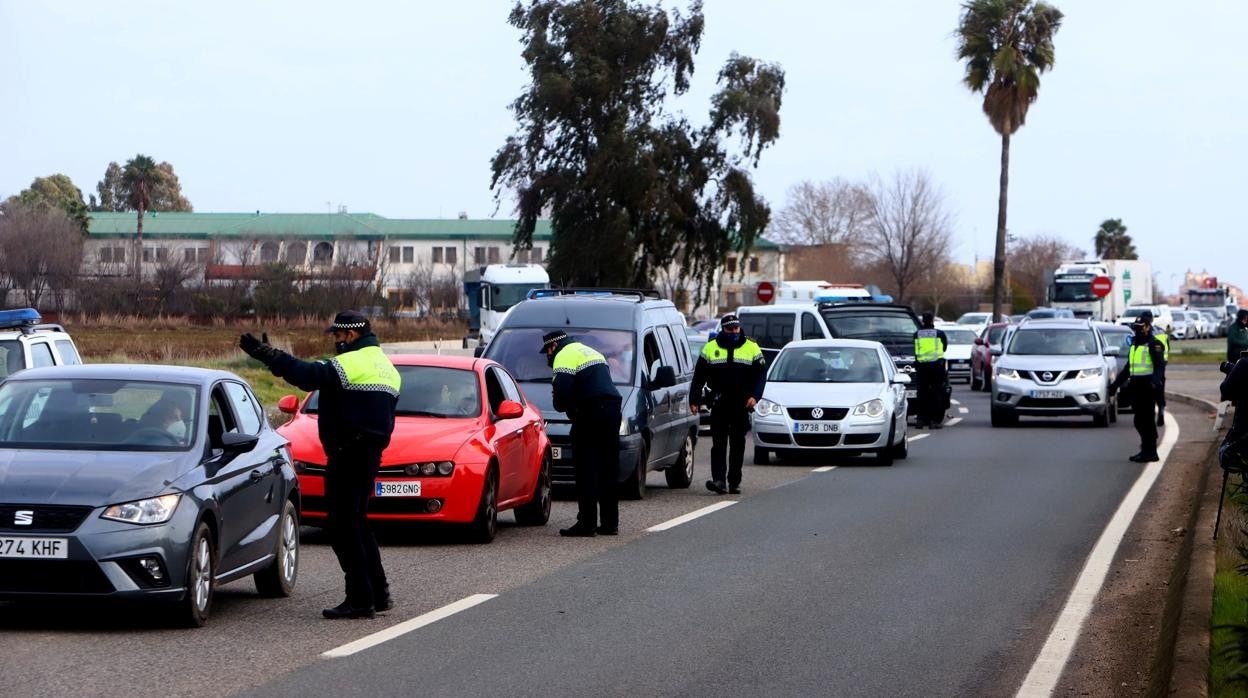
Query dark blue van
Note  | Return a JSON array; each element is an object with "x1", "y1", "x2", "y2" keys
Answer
[{"x1": 482, "y1": 290, "x2": 699, "y2": 499}]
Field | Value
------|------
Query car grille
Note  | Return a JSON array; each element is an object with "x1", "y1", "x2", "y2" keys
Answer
[
  {"x1": 794, "y1": 434, "x2": 841, "y2": 447},
  {"x1": 0, "y1": 504, "x2": 94, "y2": 533},
  {"x1": 302, "y1": 494, "x2": 444, "y2": 515},
  {"x1": 786, "y1": 407, "x2": 849, "y2": 421},
  {"x1": 551, "y1": 464, "x2": 575, "y2": 484},
  {"x1": 0, "y1": 560, "x2": 114, "y2": 594},
  {"x1": 756, "y1": 432, "x2": 792, "y2": 445},
  {"x1": 844, "y1": 433, "x2": 881, "y2": 445},
  {"x1": 1019, "y1": 370, "x2": 1079, "y2": 384},
  {"x1": 1018, "y1": 396, "x2": 1079, "y2": 408}
]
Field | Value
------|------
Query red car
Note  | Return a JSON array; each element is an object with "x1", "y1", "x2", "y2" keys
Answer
[
  {"x1": 276, "y1": 355, "x2": 551, "y2": 543},
  {"x1": 970, "y1": 322, "x2": 1010, "y2": 392}
]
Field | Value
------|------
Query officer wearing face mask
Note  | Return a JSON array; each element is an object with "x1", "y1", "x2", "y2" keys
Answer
[
  {"x1": 690, "y1": 313, "x2": 766, "y2": 495},
  {"x1": 1109, "y1": 312, "x2": 1168, "y2": 462},
  {"x1": 240, "y1": 310, "x2": 400, "y2": 620}
]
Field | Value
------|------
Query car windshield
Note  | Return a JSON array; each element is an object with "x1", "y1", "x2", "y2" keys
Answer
[
  {"x1": 821, "y1": 313, "x2": 919, "y2": 340},
  {"x1": 304, "y1": 365, "x2": 481, "y2": 418},
  {"x1": 986, "y1": 326, "x2": 1006, "y2": 344},
  {"x1": 486, "y1": 327, "x2": 634, "y2": 384},
  {"x1": 1121, "y1": 308, "x2": 1149, "y2": 318},
  {"x1": 492, "y1": 283, "x2": 547, "y2": 313},
  {"x1": 770, "y1": 347, "x2": 883, "y2": 383},
  {"x1": 957, "y1": 313, "x2": 990, "y2": 324},
  {"x1": 1027, "y1": 310, "x2": 1057, "y2": 318},
  {"x1": 942, "y1": 329, "x2": 979, "y2": 344},
  {"x1": 0, "y1": 340, "x2": 22, "y2": 379},
  {"x1": 1100, "y1": 328, "x2": 1132, "y2": 348},
  {"x1": 1008, "y1": 329, "x2": 1099, "y2": 356},
  {"x1": 0, "y1": 379, "x2": 199, "y2": 451},
  {"x1": 1051, "y1": 283, "x2": 1097, "y2": 302}
]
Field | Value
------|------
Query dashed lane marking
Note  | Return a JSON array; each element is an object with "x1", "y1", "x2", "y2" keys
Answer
[
  {"x1": 646, "y1": 502, "x2": 737, "y2": 532},
  {"x1": 323, "y1": 594, "x2": 498, "y2": 659},
  {"x1": 811, "y1": 466, "x2": 836, "y2": 473},
  {"x1": 906, "y1": 433, "x2": 929, "y2": 443},
  {"x1": 946, "y1": 417, "x2": 963, "y2": 427},
  {"x1": 958, "y1": 407, "x2": 969, "y2": 415}
]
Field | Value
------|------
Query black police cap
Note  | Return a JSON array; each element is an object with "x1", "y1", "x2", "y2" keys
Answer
[
  {"x1": 325, "y1": 309, "x2": 371, "y2": 334},
  {"x1": 539, "y1": 330, "x2": 568, "y2": 354}
]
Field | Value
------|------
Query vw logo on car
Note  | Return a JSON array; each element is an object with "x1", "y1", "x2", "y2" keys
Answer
[{"x1": 811, "y1": 407, "x2": 824, "y2": 419}]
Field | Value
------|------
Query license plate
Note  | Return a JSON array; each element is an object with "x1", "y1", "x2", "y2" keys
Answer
[
  {"x1": 0, "y1": 536, "x2": 68, "y2": 559},
  {"x1": 1030, "y1": 390, "x2": 1065, "y2": 399},
  {"x1": 793, "y1": 422, "x2": 839, "y2": 433},
  {"x1": 375, "y1": 480, "x2": 422, "y2": 497},
  {"x1": 552, "y1": 446, "x2": 569, "y2": 460},
  {"x1": 905, "y1": 390, "x2": 917, "y2": 399}
]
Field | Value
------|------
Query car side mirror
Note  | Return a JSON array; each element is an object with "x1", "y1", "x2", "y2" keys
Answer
[
  {"x1": 218, "y1": 431, "x2": 259, "y2": 455},
  {"x1": 651, "y1": 365, "x2": 677, "y2": 389},
  {"x1": 1103, "y1": 346, "x2": 1120, "y2": 357},
  {"x1": 496, "y1": 399, "x2": 524, "y2": 419},
  {"x1": 277, "y1": 394, "x2": 300, "y2": 414},
  {"x1": 892, "y1": 373, "x2": 912, "y2": 385},
  {"x1": 990, "y1": 347, "x2": 1003, "y2": 357}
]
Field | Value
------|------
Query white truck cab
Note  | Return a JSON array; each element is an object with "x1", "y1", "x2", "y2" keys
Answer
[{"x1": 0, "y1": 308, "x2": 82, "y2": 379}]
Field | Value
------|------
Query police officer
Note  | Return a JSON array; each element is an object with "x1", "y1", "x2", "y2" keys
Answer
[
  {"x1": 1228, "y1": 309, "x2": 1248, "y2": 362},
  {"x1": 542, "y1": 331, "x2": 623, "y2": 537},
  {"x1": 1109, "y1": 315, "x2": 1168, "y2": 462},
  {"x1": 240, "y1": 310, "x2": 400, "y2": 619},
  {"x1": 690, "y1": 313, "x2": 766, "y2": 495},
  {"x1": 912, "y1": 311, "x2": 949, "y2": 429}
]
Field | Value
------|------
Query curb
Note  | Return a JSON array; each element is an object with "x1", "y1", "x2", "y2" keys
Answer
[{"x1": 1154, "y1": 391, "x2": 1225, "y2": 697}]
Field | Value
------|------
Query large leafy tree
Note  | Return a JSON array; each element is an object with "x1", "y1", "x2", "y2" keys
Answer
[
  {"x1": 1093, "y1": 218, "x2": 1137, "y2": 259},
  {"x1": 956, "y1": 0, "x2": 1063, "y2": 320},
  {"x1": 93, "y1": 159, "x2": 192, "y2": 213},
  {"x1": 491, "y1": 0, "x2": 784, "y2": 296},
  {"x1": 3, "y1": 174, "x2": 91, "y2": 232}
]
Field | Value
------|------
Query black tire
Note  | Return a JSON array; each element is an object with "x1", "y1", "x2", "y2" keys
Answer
[
  {"x1": 990, "y1": 406, "x2": 1017, "y2": 428},
  {"x1": 179, "y1": 521, "x2": 216, "y2": 627},
  {"x1": 1108, "y1": 398, "x2": 1118, "y2": 424},
  {"x1": 254, "y1": 499, "x2": 299, "y2": 597},
  {"x1": 469, "y1": 467, "x2": 498, "y2": 543},
  {"x1": 514, "y1": 454, "x2": 552, "y2": 526},
  {"x1": 1093, "y1": 411, "x2": 1109, "y2": 428},
  {"x1": 875, "y1": 424, "x2": 896, "y2": 466},
  {"x1": 621, "y1": 443, "x2": 647, "y2": 500},
  {"x1": 664, "y1": 433, "x2": 695, "y2": 489},
  {"x1": 890, "y1": 428, "x2": 909, "y2": 460},
  {"x1": 753, "y1": 445, "x2": 770, "y2": 465}
]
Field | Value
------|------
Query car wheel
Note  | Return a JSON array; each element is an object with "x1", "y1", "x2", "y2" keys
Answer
[
  {"x1": 254, "y1": 499, "x2": 299, "y2": 597},
  {"x1": 1093, "y1": 411, "x2": 1109, "y2": 428},
  {"x1": 179, "y1": 521, "x2": 216, "y2": 627},
  {"x1": 990, "y1": 406, "x2": 1016, "y2": 428},
  {"x1": 876, "y1": 424, "x2": 896, "y2": 466},
  {"x1": 664, "y1": 433, "x2": 695, "y2": 489},
  {"x1": 621, "y1": 442, "x2": 648, "y2": 500},
  {"x1": 1108, "y1": 398, "x2": 1118, "y2": 424},
  {"x1": 469, "y1": 467, "x2": 498, "y2": 543},
  {"x1": 753, "y1": 445, "x2": 770, "y2": 465},
  {"x1": 514, "y1": 453, "x2": 552, "y2": 526},
  {"x1": 890, "y1": 427, "x2": 909, "y2": 460}
]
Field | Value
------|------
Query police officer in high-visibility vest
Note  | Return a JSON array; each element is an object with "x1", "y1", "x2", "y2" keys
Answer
[
  {"x1": 912, "y1": 311, "x2": 949, "y2": 429},
  {"x1": 1109, "y1": 316, "x2": 1168, "y2": 462},
  {"x1": 690, "y1": 313, "x2": 766, "y2": 495},
  {"x1": 1151, "y1": 317, "x2": 1171, "y2": 427},
  {"x1": 542, "y1": 330, "x2": 623, "y2": 537},
  {"x1": 240, "y1": 310, "x2": 400, "y2": 619}
]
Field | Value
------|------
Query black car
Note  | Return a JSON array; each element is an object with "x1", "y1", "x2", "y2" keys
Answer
[
  {"x1": 0, "y1": 364, "x2": 299, "y2": 626},
  {"x1": 483, "y1": 289, "x2": 699, "y2": 499}
]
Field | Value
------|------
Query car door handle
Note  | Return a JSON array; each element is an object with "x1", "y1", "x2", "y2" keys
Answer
[{"x1": 249, "y1": 469, "x2": 266, "y2": 481}]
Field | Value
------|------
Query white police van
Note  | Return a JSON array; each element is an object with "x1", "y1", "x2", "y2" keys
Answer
[{"x1": 0, "y1": 308, "x2": 82, "y2": 379}]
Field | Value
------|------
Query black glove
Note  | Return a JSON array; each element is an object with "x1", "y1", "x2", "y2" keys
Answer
[
  {"x1": 239, "y1": 332, "x2": 277, "y2": 363},
  {"x1": 1151, "y1": 377, "x2": 1163, "y2": 391}
]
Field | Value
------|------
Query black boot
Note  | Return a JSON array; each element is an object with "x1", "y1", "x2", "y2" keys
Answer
[
  {"x1": 595, "y1": 526, "x2": 618, "y2": 535},
  {"x1": 374, "y1": 588, "x2": 393, "y2": 613},
  {"x1": 559, "y1": 523, "x2": 596, "y2": 537},
  {"x1": 322, "y1": 600, "x2": 375, "y2": 620},
  {"x1": 705, "y1": 480, "x2": 727, "y2": 495}
]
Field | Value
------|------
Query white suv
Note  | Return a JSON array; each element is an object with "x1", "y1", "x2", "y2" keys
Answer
[
  {"x1": 0, "y1": 308, "x2": 83, "y2": 379},
  {"x1": 989, "y1": 319, "x2": 1119, "y2": 428}
]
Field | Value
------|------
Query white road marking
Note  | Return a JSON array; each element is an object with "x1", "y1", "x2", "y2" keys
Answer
[
  {"x1": 647, "y1": 501, "x2": 737, "y2": 532},
  {"x1": 946, "y1": 417, "x2": 963, "y2": 427},
  {"x1": 1015, "y1": 413, "x2": 1181, "y2": 697},
  {"x1": 811, "y1": 466, "x2": 837, "y2": 473},
  {"x1": 958, "y1": 407, "x2": 969, "y2": 415},
  {"x1": 950, "y1": 398, "x2": 962, "y2": 406},
  {"x1": 323, "y1": 594, "x2": 497, "y2": 659},
  {"x1": 906, "y1": 433, "x2": 929, "y2": 443}
]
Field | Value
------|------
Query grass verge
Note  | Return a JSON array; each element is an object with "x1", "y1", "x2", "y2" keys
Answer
[{"x1": 1212, "y1": 480, "x2": 1248, "y2": 696}]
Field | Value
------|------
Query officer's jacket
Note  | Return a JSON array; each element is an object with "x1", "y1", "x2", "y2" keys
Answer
[
  {"x1": 690, "y1": 335, "x2": 766, "y2": 406},
  {"x1": 1111, "y1": 332, "x2": 1167, "y2": 391},
  {"x1": 551, "y1": 340, "x2": 621, "y2": 416},
  {"x1": 268, "y1": 334, "x2": 401, "y2": 449},
  {"x1": 912, "y1": 328, "x2": 948, "y2": 363}
]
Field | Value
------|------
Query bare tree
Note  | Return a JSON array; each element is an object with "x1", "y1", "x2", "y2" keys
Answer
[
  {"x1": 0, "y1": 204, "x2": 85, "y2": 309},
  {"x1": 913, "y1": 261, "x2": 969, "y2": 317},
  {"x1": 859, "y1": 170, "x2": 954, "y2": 305},
  {"x1": 1008, "y1": 234, "x2": 1084, "y2": 308},
  {"x1": 150, "y1": 254, "x2": 206, "y2": 314},
  {"x1": 770, "y1": 179, "x2": 874, "y2": 253},
  {"x1": 401, "y1": 262, "x2": 436, "y2": 316}
]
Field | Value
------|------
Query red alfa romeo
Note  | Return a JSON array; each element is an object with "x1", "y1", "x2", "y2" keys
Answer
[{"x1": 276, "y1": 355, "x2": 551, "y2": 543}]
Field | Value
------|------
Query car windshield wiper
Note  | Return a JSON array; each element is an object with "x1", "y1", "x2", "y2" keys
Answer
[{"x1": 395, "y1": 410, "x2": 451, "y2": 418}]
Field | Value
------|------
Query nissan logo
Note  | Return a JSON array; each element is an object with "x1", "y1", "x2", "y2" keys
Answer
[
  {"x1": 14, "y1": 510, "x2": 33, "y2": 526},
  {"x1": 811, "y1": 407, "x2": 824, "y2": 419},
  {"x1": 1042, "y1": 372, "x2": 1054, "y2": 382}
]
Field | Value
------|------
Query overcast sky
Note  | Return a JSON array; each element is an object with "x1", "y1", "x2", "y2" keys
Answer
[{"x1": 3, "y1": 1, "x2": 1244, "y2": 295}]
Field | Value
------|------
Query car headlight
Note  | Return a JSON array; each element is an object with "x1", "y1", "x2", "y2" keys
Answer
[
  {"x1": 754, "y1": 398, "x2": 784, "y2": 416},
  {"x1": 853, "y1": 399, "x2": 886, "y2": 419},
  {"x1": 1075, "y1": 367, "x2": 1104, "y2": 380},
  {"x1": 101, "y1": 494, "x2": 181, "y2": 525},
  {"x1": 995, "y1": 367, "x2": 1021, "y2": 380}
]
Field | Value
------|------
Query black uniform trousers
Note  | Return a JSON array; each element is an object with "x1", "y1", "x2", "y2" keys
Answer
[
  {"x1": 1129, "y1": 376, "x2": 1159, "y2": 455},
  {"x1": 570, "y1": 398, "x2": 622, "y2": 529},
  {"x1": 915, "y1": 361, "x2": 948, "y2": 425},
  {"x1": 324, "y1": 443, "x2": 388, "y2": 608},
  {"x1": 710, "y1": 399, "x2": 750, "y2": 488}
]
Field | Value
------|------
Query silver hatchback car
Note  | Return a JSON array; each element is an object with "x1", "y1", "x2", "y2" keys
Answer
[{"x1": 989, "y1": 319, "x2": 1121, "y2": 428}]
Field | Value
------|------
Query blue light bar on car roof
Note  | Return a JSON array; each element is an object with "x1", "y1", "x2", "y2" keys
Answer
[{"x1": 0, "y1": 308, "x2": 41, "y2": 330}]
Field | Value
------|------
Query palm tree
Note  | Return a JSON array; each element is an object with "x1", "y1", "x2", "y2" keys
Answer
[
  {"x1": 956, "y1": 0, "x2": 1063, "y2": 321},
  {"x1": 121, "y1": 155, "x2": 159, "y2": 282},
  {"x1": 1094, "y1": 218, "x2": 1138, "y2": 259}
]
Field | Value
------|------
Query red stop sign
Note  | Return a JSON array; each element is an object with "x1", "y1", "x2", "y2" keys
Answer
[
  {"x1": 1091, "y1": 275, "x2": 1112, "y2": 298},
  {"x1": 756, "y1": 281, "x2": 775, "y2": 303}
]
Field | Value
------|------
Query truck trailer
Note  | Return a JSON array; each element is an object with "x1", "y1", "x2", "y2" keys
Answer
[{"x1": 1049, "y1": 259, "x2": 1153, "y2": 321}]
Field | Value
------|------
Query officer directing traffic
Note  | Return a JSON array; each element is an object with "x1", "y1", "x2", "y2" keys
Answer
[
  {"x1": 542, "y1": 331, "x2": 623, "y2": 537},
  {"x1": 690, "y1": 313, "x2": 766, "y2": 495},
  {"x1": 1109, "y1": 310, "x2": 1168, "y2": 462},
  {"x1": 240, "y1": 310, "x2": 400, "y2": 619},
  {"x1": 912, "y1": 312, "x2": 949, "y2": 429}
]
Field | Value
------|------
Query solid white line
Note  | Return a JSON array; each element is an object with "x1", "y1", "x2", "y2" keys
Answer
[
  {"x1": 906, "y1": 433, "x2": 930, "y2": 443},
  {"x1": 946, "y1": 417, "x2": 963, "y2": 427},
  {"x1": 1015, "y1": 413, "x2": 1181, "y2": 697},
  {"x1": 646, "y1": 502, "x2": 737, "y2": 532},
  {"x1": 950, "y1": 398, "x2": 962, "y2": 406},
  {"x1": 811, "y1": 466, "x2": 837, "y2": 473},
  {"x1": 322, "y1": 594, "x2": 497, "y2": 659},
  {"x1": 958, "y1": 406, "x2": 969, "y2": 415}
]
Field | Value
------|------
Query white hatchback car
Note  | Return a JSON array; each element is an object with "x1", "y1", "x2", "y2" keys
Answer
[{"x1": 751, "y1": 339, "x2": 911, "y2": 466}]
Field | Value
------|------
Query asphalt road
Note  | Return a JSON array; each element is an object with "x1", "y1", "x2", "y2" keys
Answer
[{"x1": 1, "y1": 383, "x2": 1147, "y2": 697}]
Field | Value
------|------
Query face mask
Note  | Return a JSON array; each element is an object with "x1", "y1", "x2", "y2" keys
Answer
[
  {"x1": 166, "y1": 420, "x2": 187, "y2": 440},
  {"x1": 335, "y1": 341, "x2": 350, "y2": 354},
  {"x1": 719, "y1": 332, "x2": 743, "y2": 347}
]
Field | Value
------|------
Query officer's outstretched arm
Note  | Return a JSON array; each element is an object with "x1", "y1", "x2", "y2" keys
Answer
[{"x1": 268, "y1": 352, "x2": 343, "y2": 393}]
